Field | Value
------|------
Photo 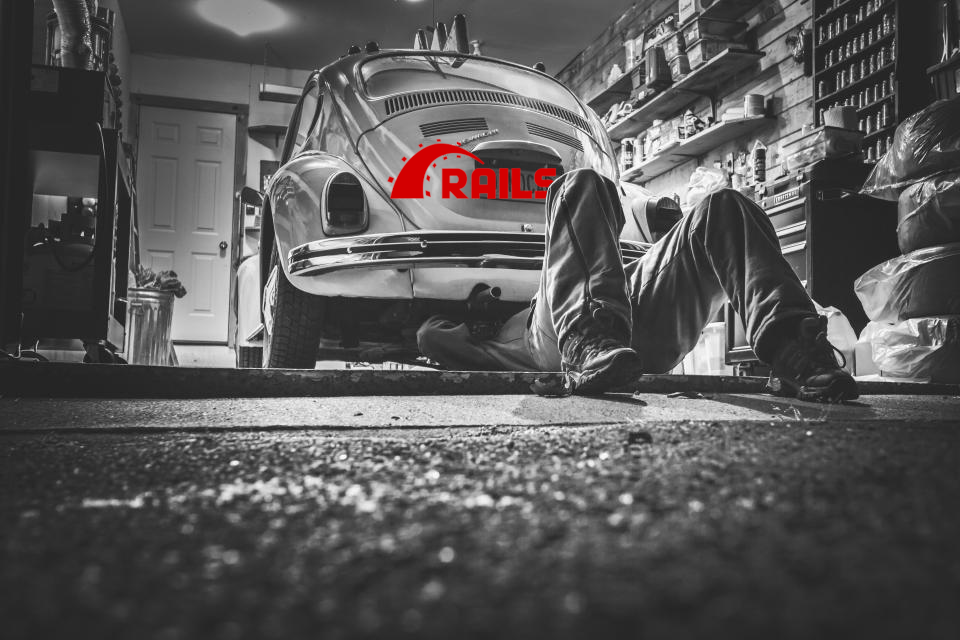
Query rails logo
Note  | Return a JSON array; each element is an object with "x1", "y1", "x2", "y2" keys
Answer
[{"x1": 388, "y1": 140, "x2": 557, "y2": 200}]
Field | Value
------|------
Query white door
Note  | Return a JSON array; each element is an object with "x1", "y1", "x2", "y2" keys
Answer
[{"x1": 137, "y1": 106, "x2": 236, "y2": 342}]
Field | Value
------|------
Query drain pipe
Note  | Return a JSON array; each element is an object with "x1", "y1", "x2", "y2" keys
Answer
[{"x1": 52, "y1": 0, "x2": 96, "y2": 69}]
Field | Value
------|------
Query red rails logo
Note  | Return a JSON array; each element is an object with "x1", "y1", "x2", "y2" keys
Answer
[{"x1": 388, "y1": 140, "x2": 557, "y2": 200}]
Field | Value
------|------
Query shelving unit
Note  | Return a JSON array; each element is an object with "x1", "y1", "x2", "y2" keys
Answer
[
  {"x1": 622, "y1": 115, "x2": 772, "y2": 184},
  {"x1": 607, "y1": 49, "x2": 764, "y2": 140},
  {"x1": 813, "y1": 0, "x2": 935, "y2": 161},
  {"x1": 258, "y1": 83, "x2": 300, "y2": 104},
  {"x1": 698, "y1": 0, "x2": 768, "y2": 21},
  {"x1": 585, "y1": 71, "x2": 634, "y2": 117},
  {"x1": 23, "y1": 123, "x2": 131, "y2": 351}
]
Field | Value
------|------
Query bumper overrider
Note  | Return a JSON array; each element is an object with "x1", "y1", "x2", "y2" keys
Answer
[{"x1": 288, "y1": 231, "x2": 651, "y2": 276}]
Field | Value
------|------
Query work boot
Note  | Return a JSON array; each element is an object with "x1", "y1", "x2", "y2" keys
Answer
[
  {"x1": 560, "y1": 319, "x2": 643, "y2": 395},
  {"x1": 768, "y1": 316, "x2": 858, "y2": 403}
]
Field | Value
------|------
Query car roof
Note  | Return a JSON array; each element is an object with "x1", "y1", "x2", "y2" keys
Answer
[{"x1": 316, "y1": 49, "x2": 577, "y2": 100}]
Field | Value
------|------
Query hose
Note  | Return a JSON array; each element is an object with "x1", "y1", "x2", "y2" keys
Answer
[{"x1": 52, "y1": 0, "x2": 94, "y2": 69}]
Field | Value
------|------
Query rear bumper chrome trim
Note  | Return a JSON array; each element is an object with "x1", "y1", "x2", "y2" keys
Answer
[{"x1": 288, "y1": 231, "x2": 649, "y2": 276}]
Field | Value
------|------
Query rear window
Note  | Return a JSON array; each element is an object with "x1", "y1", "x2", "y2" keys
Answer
[{"x1": 360, "y1": 54, "x2": 585, "y2": 116}]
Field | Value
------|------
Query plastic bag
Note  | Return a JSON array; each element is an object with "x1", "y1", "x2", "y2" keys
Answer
[
  {"x1": 684, "y1": 166, "x2": 728, "y2": 209},
  {"x1": 897, "y1": 172, "x2": 960, "y2": 253},
  {"x1": 814, "y1": 301, "x2": 858, "y2": 373},
  {"x1": 854, "y1": 242, "x2": 960, "y2": 323},
  {"x1": 858, "y1": 316, "x2": 960, "y2": 383},
  {"x1": 860, "y1": 98, "x2": 960, "y2": 200}
]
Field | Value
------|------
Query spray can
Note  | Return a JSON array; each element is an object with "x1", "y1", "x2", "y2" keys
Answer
[
  {"x1": 621, "y1": 139, "x2": 634, "y2": 172},
  {"x1": 752, "y1": 140, "x2": 767, "y2": 185}
]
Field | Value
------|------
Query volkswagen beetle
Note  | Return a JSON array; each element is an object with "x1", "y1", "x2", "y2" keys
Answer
[{"x1": 237, "y1": 16, "x2": 665, "y2": 369}]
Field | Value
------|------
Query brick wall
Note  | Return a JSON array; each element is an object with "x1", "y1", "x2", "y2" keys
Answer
[{"x1": 557, "y1": 0, "x2": 815, "y2": 199}]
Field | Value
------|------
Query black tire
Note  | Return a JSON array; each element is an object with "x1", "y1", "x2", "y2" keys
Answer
[
  {"x1": 262, "y1": 246, "x2": 323, "y2": 368},
  {"x1": 235, "y1": 345, "x2": 262, "y2": 368}
]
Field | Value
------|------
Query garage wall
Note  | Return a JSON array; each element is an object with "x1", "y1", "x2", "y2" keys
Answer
[
  {"x1": 129, "y1": 53, "x2": 313, "y2": 191},
  {"x1": 556, "y1": 0, "x2": 814, "y2": 200}
]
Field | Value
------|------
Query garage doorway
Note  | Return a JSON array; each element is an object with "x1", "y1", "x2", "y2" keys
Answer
[{"x1": 136, "y1": 104, "x2": 238, "y2": 343}]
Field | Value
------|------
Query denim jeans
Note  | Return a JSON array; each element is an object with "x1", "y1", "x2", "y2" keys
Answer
[{"x1": 417, "y1": 168, "x2": 816, "y2": 372}]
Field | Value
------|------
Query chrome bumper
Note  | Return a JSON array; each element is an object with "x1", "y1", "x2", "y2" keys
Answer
[{"x1": 288, "y1": 231, "x2": 650, "y2": 276}]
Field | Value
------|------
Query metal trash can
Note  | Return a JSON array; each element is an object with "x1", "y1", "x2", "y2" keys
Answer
[{"x1": 125, "y1": 288, "x2": 175, "y2": 365}]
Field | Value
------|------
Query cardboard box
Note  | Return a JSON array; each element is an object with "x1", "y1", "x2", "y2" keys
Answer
[
  {"x1": 678, "y1": 0, "x2": 701, "y2": 25},
  {"x1": 781, "y1": 126, "x2": 864, "y2": 172}
]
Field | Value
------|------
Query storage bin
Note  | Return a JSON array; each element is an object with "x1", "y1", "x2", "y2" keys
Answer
[
  {"x1": 680, "y1": 15, "x2": 747, "y2": 45},
  {"x1": 685, "y1": 37, "x2": 731, "y2": 69}
]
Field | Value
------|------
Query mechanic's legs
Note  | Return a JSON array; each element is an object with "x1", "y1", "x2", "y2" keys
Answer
[
  {"x1": 626, "y1": 188, "x2": 817, "y2": 372},
  {"x1": 525, "y1": 169, "x2": 642, "y2": 392}
]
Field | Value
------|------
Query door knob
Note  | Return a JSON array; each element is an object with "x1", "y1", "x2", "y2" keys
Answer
[{"x1": 219, "y1": 241, "x2": 228, "y2": 251}]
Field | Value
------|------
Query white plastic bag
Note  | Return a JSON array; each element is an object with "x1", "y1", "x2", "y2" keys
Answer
[
  {"x1": 897, "y1": 172, "x2": 960, "y2": 253},
  {"x1": 854, "y1": 242, "x2": 960, "y2": 323},
  {"x1": 860, "y1": 98, "x2": 960, "y2": 200},
  {"x1": 858, "y1": 316, "x2": 960, "y2": 383},
  {"x1": 814, "y1": 301, "x2": 858, "y2": 373},
  {"x1": 684, "y1": 166, "x2": 728, "y2": 209}
]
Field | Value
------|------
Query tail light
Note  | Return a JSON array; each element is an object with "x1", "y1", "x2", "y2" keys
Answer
[{"x1": 322, "y1": 172, "x2": 368, "y2": 236}]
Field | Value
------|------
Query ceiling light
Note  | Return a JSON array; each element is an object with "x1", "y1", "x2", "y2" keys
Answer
[{"x1": 196, "y1": 0, "x2": 288, "y2": 37}]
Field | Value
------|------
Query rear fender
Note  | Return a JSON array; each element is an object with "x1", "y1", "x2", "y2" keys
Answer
[{"x1": 268, "y1": 152, "x2": 403, "y2": 280}]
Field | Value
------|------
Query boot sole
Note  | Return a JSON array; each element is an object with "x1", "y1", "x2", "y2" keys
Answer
[
  {"x1": 566, "y1": 349, "x2": 644, "y2": 395},
  {"x1": 775, "y1": 373, "x2": 860, "y2": 403}
]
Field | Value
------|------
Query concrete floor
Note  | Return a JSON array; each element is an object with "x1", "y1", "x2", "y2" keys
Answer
[{"x1": 1, "y1": 367, "x2": 959, "y2": 639}]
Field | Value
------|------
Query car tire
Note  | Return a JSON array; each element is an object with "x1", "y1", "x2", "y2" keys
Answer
[
  {"x1": 262, "y1": 246, "x2": 324, "y2": 368},
  {"x1": 235, "y1": 345, "x2": 262, "y2": 368}
]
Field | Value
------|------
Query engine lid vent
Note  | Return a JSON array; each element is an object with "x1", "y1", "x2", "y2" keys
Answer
[
  {"x1": 420, "y1": 117, "x2": 488, "y2": 138},
  {"x1": 525, "y1": 122, "x2": 583, "y2": 152},
  {"x1": 384, "y1": 89, "x2": 590, "y2": 133}
]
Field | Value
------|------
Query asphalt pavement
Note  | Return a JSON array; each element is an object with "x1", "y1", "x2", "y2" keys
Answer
[{"x1": 2, "y1": 389, "x2": 959, "y2": 639}]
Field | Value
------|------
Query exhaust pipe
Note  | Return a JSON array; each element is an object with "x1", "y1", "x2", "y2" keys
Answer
[{"x1": 467, "y1": 284, "x2": 502, "y2": 317}]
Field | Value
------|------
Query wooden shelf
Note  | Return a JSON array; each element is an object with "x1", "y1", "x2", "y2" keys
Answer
[
  {"x1": 585, "y1": 69, "x2": 636, "y2": 115},
  {"x1": 258, "y1": 83, "x2": 300, "y2": 104},
  {"x1": 606, "y1": 49, "x2": 764, "y2": 140},
  {"x1": 247, "y1": 124, "x2": 287, "y2": 147},
  {"x1": 700, "y1": 0, "x2": 767, "y2": 21},
  {"x1": 815, "y1": 0, "x2": 893, "y2": 25},
  {"x1": 815, "y1": 62, "x2": 894, "y2": 105},
  {"x1": 818, "y1": 31, "x2": 893, "y2": 77},
  {"x1": 815, "y1": 1, "x2": 894, "y2": 49},
  {"x1": 622, "y1": 115, "x2": 772, "y2": 184}
]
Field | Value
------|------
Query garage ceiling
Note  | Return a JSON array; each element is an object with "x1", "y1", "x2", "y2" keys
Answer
[{"x1": 117, "y1": 0, "x2": 635, "y2": 74}]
